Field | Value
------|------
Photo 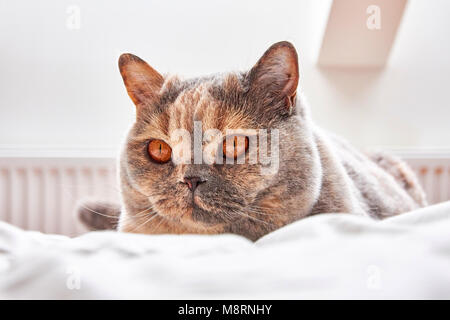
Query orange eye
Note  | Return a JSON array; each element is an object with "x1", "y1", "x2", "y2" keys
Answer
[
  {"x1": 223, "y1": 136, "x2": 249, "y2": 160},
  {"x1": 148, "y1": 139, "x2": 172, "y2": 163}
]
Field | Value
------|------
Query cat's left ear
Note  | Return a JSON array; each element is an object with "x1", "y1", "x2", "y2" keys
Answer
[
  {"x1": 118, "y1": 53, "x2": 164, "y2": 111},
  {"x1": 247, "y1": 41, "x2": 299, "y2": 113}
]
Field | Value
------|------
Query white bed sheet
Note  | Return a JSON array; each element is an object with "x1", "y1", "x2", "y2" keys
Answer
[{"x1": 0, "y1": 202, "x2": 449, "y2": 299}]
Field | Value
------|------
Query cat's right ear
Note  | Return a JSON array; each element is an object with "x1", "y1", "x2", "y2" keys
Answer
[
  {"x1": 118, "y1": 54, "x2": 164, "y2": 111},
  {"x1": 247, "y1": 41, "x2": 299, "y2": 115}
]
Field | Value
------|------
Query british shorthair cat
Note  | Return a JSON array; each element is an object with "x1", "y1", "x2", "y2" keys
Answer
[{"x1": 78, "y1": 41, "x2": 426, "y2": 241}]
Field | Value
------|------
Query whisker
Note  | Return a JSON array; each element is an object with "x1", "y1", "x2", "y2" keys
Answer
[
  {"x1": 127, "y1": 212, "x2": 160, "y2": 233},
  {"x1": 148, "y1": 214, "x2": 167, "y2": 233},
  {"x1": 227, "y1": 206, "x2": 278, "y2": 227}
]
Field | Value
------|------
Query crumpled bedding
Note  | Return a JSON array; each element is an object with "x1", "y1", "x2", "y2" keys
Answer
[{"x1": 0, "y1": 202, "x2": 449, "y2": 299}]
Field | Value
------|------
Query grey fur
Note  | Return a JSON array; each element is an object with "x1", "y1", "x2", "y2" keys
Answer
[{"x1": 78, "y1": 41, "x2": 426, "y2": 241}]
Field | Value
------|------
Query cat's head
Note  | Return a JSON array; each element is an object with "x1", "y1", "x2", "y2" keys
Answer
[{"x1": 118, "y1": 41, "x2": 320, "y2": 240}]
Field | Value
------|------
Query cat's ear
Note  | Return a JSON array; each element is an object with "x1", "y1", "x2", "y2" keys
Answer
[
  {"x1": 247, "y1": 41, "x2": 299, "y2": 112},
  {"x1": 118, "y1": 53, "x2": 164, "y2": 110}
]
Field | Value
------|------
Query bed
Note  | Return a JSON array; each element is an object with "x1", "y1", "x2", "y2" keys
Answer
[{"x1": 1, "y1": 201, "x2": 449, "y2": 299}]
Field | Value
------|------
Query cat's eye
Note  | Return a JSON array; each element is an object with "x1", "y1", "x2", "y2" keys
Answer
[
  {"x1": 222, "y1": 136, "x2": 249, "y2": 160},
  {"x1": 148, "y1": 139, "x2": 172, "y2": 163}
]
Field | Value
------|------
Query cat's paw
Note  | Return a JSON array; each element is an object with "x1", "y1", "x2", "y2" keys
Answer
[{"x1": 76, "y1": 199, "x2": 121, "y2": 231}]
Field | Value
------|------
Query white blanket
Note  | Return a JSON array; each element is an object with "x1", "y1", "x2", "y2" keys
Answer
[{"x1": 1, "y1": 202, "x2": 450, "y2": 299}]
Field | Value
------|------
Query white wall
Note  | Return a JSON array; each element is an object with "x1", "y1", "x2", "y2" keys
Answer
[
  {"x1": 308, "y1": 0, "x2": 450, "y2": 150},
  {"x1": 0, "y1": 0, "x2": 449, "y2": 156}
]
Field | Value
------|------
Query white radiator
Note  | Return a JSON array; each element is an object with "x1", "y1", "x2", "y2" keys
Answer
[
  {"x1": 0, "y1": 157, "x2": 117, "y2": 236},
  {"x1": 0, "y1": 155, "x2": 449, "y2": 236},
  {"x1": 404, "y1": 157, "x2": 450, "y2": 206}
]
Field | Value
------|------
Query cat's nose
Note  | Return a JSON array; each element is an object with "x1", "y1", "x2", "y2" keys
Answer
[{"x1": 183, "y1": 176, "x2": 205, "y2": 192}]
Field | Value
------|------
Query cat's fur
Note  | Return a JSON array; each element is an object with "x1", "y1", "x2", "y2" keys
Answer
[{"x1": 78, "y1": 41, "x2": 426, "y2": 241}]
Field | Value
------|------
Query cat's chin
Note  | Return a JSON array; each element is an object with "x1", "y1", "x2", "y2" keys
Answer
[
  {"x1": 150, "y1": 200, "x2": 224, "y2": 231},
  {"x1": 160, "y1": 205, "x2": 225, "y2": 234},
  {"x1": 190, "y1": 204, "x2": 227, "y2": 225}
]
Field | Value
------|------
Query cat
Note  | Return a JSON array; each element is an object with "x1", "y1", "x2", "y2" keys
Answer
[{"x1": 78, "y1": 41, "x2": 427, "y2": 241}]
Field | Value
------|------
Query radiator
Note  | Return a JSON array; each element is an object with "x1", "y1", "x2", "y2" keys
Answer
[
  {"x1": 0, "y1": 155, "x2": 449, "y2": 236},
  {"x1": 404, "y1": 157, "x2": 450, "y2": 206},
  {"x1": 0, "y1": 157, "x2": 117, "y2": 236}
]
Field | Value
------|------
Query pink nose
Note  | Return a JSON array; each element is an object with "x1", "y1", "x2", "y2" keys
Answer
[{"x1": 183, "y1": 176, "x2": 204, "y2": 191}]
